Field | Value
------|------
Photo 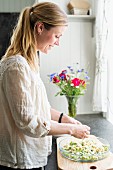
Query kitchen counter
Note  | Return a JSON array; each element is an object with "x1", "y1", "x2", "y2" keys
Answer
[{"x1": 45, "y1": 113, "x2": 113, "y2": 170}]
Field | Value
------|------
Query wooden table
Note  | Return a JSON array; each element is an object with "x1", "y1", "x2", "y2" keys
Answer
[{"x1": 57, "y1": 137, "x2": 113, "y2": 170}]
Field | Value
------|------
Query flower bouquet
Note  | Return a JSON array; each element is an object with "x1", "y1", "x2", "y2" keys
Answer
[{"x1": 48, "y1": 64, "x2": 90, "y2": 117}]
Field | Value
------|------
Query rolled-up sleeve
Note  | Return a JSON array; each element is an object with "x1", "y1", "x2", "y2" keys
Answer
[{"x1": 3, "y1": 61, "x2": 50, "y2": 137}]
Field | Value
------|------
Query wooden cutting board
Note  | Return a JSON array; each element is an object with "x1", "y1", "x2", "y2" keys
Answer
[{"x1": 57, "y1": 137, "x2": 113, "y2": 170}]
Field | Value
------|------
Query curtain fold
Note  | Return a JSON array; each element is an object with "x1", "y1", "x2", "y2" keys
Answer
[
  {"x1": 105, "y1": 0, "x2": 113, "y2": 122},
  {"x1": 93, "y1": 0, "x2": 109, "y2": 113}
]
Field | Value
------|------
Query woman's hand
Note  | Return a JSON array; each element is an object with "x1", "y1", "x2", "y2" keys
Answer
[
  {"x1": 70, "y1": 124, "x2": 90, "y2": 139},
  {"x1": 50, "y1": 108, "x2": 90, "y2": 138},
  {"x1": 61, "y1": 113, "x2": 91, "y2": 138},
  {"x1": 67, "y1": 116, "x2": 82, "y2": 125},
  {"x1": 62, "y1": 114, "x2": 82, "y2": 125},
  {"x1": 49, "y1": 120, "x2": 90, "y2": 138}
]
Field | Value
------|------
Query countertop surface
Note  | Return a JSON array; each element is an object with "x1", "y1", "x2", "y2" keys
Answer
[{"x1": 45, "y1": 113, "x2": 113, "y2": 170}]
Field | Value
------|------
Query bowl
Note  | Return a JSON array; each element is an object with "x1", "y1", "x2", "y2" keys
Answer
[{"x1": 59, "y1": 136, "x2": 110, "y2": 162}]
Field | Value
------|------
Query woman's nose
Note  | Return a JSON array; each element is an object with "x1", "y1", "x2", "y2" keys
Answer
[{"x1": 54, "y1": 40, "x2": 59, "y2": 46}]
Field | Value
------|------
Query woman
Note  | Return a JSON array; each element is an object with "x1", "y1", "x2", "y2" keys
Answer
[{"x1": 0, "y1": 2, "x2": 90, "y2": 170}]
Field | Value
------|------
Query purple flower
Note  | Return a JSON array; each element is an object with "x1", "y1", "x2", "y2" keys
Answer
[
  {"x1": 49, "y1": 73, "x2": 56, "y2": 82},
  {"x1": 67, "y1": 66, "x2": 74, "y2": 72},
  {"x1": 85, "y1": 75, "x2": 90, "y2": 80}
]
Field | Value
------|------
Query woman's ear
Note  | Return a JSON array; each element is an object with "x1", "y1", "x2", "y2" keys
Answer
[{"x1": 36, "y1": 22, "x2": 44, "y2": 35}]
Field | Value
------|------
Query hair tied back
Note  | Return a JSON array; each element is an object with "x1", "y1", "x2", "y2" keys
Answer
[{"x1": 30, "y1": 7, "x2": 34, "y2": 15}]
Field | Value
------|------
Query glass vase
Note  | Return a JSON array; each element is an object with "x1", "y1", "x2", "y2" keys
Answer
[{"x1": 66, "y1": 96, "x2": 80, "y2": 118}]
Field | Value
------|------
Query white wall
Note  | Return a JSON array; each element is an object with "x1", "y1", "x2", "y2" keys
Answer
[
  {"x1": 0, "y1": 0, "x2": 35, "y2": 12},
  {"x1": 37, "y1": 0, "x2": 70, "y2": 14}
]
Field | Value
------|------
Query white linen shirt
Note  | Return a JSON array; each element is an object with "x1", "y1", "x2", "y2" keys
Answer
[{"x1": 0, "y1": 55, "x2": 52, "y2": 169}]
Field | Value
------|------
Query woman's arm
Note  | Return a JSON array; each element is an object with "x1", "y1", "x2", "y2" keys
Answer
[
  {"x1": 48, "y1": 120, "x2": 90, "y2": 139},
  {"x1": 50, "y1": 108, "x2": 90, "y2": 138},
  {"x1": 50, "y1": 108, "x2": 82, "y2": 125}
]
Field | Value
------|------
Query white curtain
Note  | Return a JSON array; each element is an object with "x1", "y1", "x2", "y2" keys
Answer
[
  {"x1": 93, "y1": 0, "x2": 109, "y2": 113},
  {"x1": 106, "y1": 0, "x2": 113, "y2": 122}
]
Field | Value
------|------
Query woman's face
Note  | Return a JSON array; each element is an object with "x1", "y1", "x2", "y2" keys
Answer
[{"x1": 36, "y1": 23, "x2": 67, "y2": 54}]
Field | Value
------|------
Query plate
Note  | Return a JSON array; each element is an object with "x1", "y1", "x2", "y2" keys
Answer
[{"x1": 59, "y1": 135, "x2": 110, "y2": 162}]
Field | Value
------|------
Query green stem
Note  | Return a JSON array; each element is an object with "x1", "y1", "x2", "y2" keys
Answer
[{"x1": 66, "y1": 96, "x2": 79, "y2": 118}]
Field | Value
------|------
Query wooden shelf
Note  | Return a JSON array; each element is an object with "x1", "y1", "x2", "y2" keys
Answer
[
  {"x1": 67, "y1": 15, "x2": 95, "y2": 22},
  {"x1": 67, "y1": 15, "x2": 95, "y2": 37}
]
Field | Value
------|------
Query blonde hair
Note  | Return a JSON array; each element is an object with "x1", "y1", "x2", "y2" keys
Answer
[{"x1": 2, "y1": 2, "x2": 68, "y2": 71}]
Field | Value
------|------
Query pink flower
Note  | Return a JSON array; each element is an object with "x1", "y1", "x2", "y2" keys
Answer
[
  {"x1": 53, "y1": 76, "x2": 60, "y2": 83},
  {"x1": 71, "y1": 78, "x2": 80, "y2": 86},
  {"x1": 71, "y1": 78, "x2": 86, "y2": 87}
]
